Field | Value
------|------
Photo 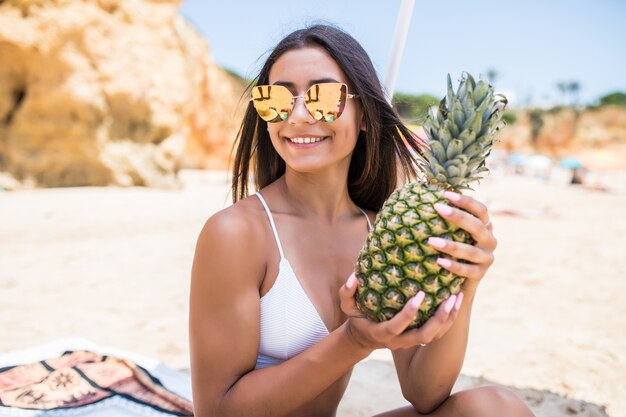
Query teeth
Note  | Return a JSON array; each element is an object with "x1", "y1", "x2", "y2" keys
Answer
[{"x1": 289, "y1": 137, "x2": 325, "y2": 144}]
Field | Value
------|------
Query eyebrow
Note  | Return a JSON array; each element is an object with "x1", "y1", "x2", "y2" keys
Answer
[{"x1": 272, "y1": 78, "x2": 341, "y2": 88}]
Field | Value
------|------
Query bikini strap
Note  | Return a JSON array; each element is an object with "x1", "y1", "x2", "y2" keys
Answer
[
  {"x1": 255, "y1": 192, "x2": 285, "y2": 259},
  {"x1": 358, "y1": 208, "x2": 373, "y2": 232}
]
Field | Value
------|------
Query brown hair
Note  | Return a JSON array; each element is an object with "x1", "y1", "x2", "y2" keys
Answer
[{"x1": 231, "y1": 24, "x2": 425, "y2": 211}]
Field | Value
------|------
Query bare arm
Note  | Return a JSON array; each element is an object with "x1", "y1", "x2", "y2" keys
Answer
[
  {"x1": 189, "y1": 208, "x2": 371, "y2": 417},
  {"x1": 391, "y1": 282, "x2": 475, "y2": 413},
  {"x1": 391, "y1": 191, "x2": 497, "y2": 413}
]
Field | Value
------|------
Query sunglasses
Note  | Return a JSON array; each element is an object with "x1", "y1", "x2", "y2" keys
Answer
[{"x1": 250, "y1": 82, "x2": 358, "y2": 123}]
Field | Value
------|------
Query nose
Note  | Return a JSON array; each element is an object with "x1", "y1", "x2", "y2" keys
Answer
[{"x1": 287, "y1": 95, "x2": 315, "y2": 124}]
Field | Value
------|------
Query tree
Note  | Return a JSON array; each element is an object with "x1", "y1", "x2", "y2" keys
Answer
[
  {"x1": 598, "y1": 92, "x2": 626, "y2": 107},
  {"x1": 555, "y1": 80, "x2": 581, "y2": 106},
  {"x1": 568, "y1": 81, "x2": 580, "y2": 106},
  {"x1": 556, "y1": 81, "x2": 569, "y2": 102},
  {"x1": 485, "y1": 68, "x2": 498, "y2": 85},
  {"x1": 392, "y1": 93, "x2": 439, "y2": 123}
]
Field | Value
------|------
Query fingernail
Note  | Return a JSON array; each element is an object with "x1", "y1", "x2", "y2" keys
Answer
[
  {"x1": 410, "y1": 291, "x2": 425, "y2": 308},
  {"x1": 455, "y1": 292, "x2": 464, "y2": 311},
  {"x1": 444, "y1": 191, "x2": 461, "y2": 202},
  {"x1": 346, "y1": 273, "x2": 356, "y2": 289},
  {"x1": 444, "y1": 295, "x2": 457, "y2": 313},
  {"x1": 428, "y1": 237, "x2": 446, "y2": 248},
  {"x1": 437, "y1": 257, "x2": 452, "y2": 268},
  {"x1": 434, "y1": 203, "x2": 453, "y2": 216}
]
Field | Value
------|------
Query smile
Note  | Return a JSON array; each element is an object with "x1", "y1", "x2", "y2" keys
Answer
[{"x1": 287, "y1": 137, "x2": 327, "y2": 144}]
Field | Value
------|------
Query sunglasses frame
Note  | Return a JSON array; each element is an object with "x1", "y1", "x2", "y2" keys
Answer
[{"x1": 250, "y1": 82, "x2": 359, "y2": 123}]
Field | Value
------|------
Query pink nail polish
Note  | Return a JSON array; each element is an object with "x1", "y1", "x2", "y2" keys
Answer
[
  {"x1": 411, "y1": 291, "x2": 425, "y2": 308},
  {"x1": 346, "y1": 274, "x2": 356, "y2": 289},
  {"x1": 444, "y1": 295, "x2": 457, "y2": 313},
  {"x1": 428, "y1": 237, "x2": 446, "y2": 248},
  {"x1": 455, "y1": 293, "x2": 464, "y2": 311},
  {"x1": 437, "y1": 257, "x2": 452, "y2": 268},
  {"x1": 434, "y1": 203, "x2": 453, "y2": 216},
  {"x1": 444, "y1": 191, "x2": 461, "y2": 202}
]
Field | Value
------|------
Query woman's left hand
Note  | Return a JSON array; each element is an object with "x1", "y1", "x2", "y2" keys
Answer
[{"x1": 427, "y1": 190, "x2": 497, "y2": 285}]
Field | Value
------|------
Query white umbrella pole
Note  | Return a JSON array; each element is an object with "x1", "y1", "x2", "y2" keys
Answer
[{"x1": 384, "y1": 0, "x2": 415, "y2": 103}]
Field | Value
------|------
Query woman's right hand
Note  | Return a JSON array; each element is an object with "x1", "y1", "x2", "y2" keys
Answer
[{"x1": 339, "y1": 273, "x2": 463, "y2": 351}]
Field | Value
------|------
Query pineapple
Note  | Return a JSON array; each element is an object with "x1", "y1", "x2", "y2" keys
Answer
[{"x1": 355, "y1": 73, "x2": 507, "y2": 328}]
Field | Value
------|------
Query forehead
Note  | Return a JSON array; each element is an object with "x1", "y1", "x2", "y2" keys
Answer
[{"x1": 268, "y1": 46, "x2": 349, "y2": 86}]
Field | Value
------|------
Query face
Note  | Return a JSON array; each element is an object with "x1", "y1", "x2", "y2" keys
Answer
[{"x1": 265, "y1": 46, "x2": 364, "y2": 174}]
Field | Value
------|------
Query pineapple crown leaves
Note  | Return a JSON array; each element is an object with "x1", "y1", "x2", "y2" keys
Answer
[{"x1": 422, "y1": 72, "x2": 507, "y2": 190}]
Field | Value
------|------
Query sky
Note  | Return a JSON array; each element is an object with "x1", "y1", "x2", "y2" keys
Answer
[{"x1": 179, "y1": 0, "x2": 626, "y2": 108}]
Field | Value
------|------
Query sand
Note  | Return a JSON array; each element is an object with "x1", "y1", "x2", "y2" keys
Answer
[{"x1": 1, "y1": 169, "x2": 624, "y2": 416}]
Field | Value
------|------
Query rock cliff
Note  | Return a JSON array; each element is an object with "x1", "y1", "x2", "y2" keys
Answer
[
  {"x1": 497, "y1": 106, "x2": 626, "y2": 169},
  {"x1": 0, "y1": 0, "x2": 245, "y2": 188}
]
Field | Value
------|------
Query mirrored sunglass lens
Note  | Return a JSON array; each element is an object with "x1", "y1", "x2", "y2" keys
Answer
[
  {"x1": 251, "y1": 85, "x2": 292, "y2": 122},
  {"x1": 305, "y1": 83, "x2": 347, "y2": 122}
]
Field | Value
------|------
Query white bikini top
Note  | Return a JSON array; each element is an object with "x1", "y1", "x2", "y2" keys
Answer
[{"x1": 254, "y1": 192, "x2": 372, "y2": 369}]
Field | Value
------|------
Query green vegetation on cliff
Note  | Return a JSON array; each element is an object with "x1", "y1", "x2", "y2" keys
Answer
[
  {"x1": 598, "y1": 92, "x2": 626, "y2": 108},
  {"x1": 391, "y1": 92, "x2": 439, "y2": 124}
]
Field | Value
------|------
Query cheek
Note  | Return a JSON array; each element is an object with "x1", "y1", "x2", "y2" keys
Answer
[
  {"x1": 345, "y1": 111, "x2": 364, "y2": 141},
  {"x1": 333, "y1": 126, "x2": 360, "y2": 155},
  {"x1": 267, "y1": 125, "x2": 280, "y2": 142},
  {"x1": 349, "y1": 105, "x2": 365, "y2": 132}
]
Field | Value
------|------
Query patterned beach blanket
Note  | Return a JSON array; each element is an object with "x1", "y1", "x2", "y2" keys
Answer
[{"x1": 0, "y1": 350, "x2": 193, "y2": 416}]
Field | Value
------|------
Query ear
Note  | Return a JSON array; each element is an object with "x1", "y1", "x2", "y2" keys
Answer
[{"x1": 359, "y1": 114, "x2": 366, "y2": 132}]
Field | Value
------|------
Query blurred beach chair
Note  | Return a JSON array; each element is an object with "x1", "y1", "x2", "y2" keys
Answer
[
  {"x1": 505, "y1": 153, "x2": 554, "y2": 181},
  {"x1": 506, "y1": 153, "x2": 527, "y2": 175},
  {"x1": 525, "y1": 154, "x2": 553, "y2": 181}
]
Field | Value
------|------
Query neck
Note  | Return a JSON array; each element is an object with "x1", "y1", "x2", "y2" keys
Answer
[{"x1": 279, "y1": 167, "x2": 358, "y2": 224}]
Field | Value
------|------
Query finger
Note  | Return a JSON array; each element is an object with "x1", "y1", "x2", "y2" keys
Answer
[
  {"x1": 433, "y1": 203, "x2": 496, "y2": 249},
  {"x1": 443, "y1": 191, "x2": 489, "y2": 225},
  {"x1": 421, "y1": 294, "x2": 457, "y2": 337},
  {"x1": 380, "y1": 291, "x2": 425, "y2": 335},
  {"x1": 433, "y1": 292, "x2": 464, "y2": 340},
  {"x1": 434, "y1": 203, "x2": 492, "y2": 242},
  {"x1": 339, "y1": 273, "x2": 361, "y2": 316},
  {"x1": 484, "y1": 218, "x2": 494, "y2": 232},
  {"x1": 429, "y1": 238, "x2": 494, "y2": 266},
  {"x1": 398, "y1": 294, "x2": 458, "y2": 347},
  {"x1": 436, "y1": 257, "x2": 491, "y2": 280}
]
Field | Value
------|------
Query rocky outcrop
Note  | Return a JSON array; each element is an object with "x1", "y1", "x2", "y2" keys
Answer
[
  {"x1": 0, "y1": 0, "x2": 245, "y2": 188},
  {"x1": 497, "y1": 106, "x2": 626, "y2": 168},
  {"x1": 575, "y1": 106, "x2": 626, "y2": 147}
]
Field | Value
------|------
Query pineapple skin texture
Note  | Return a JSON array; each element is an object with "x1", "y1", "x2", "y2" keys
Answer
[
  {"x1": 354, "y1": 183, "x2": 471, "y2": 329},
  {"x1": 354, "y1": 73, "x2": 505, "y2": 329}
]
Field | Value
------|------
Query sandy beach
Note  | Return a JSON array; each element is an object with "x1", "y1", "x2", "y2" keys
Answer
[{"x1": 1, "y1": 169, "x2": 624, "y2": 417}]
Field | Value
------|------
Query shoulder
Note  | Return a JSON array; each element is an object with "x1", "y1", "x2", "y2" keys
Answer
[
  {"x1": 192, "y1": 195, "x2": 268, "y2": 287},
  {"x1": 198, "y1": 195, "x2": 266, "y2": 246}
]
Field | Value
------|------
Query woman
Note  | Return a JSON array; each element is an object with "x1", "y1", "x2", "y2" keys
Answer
[{"x1": 189, "y1": 24, "x2": 533, "y2": 417}]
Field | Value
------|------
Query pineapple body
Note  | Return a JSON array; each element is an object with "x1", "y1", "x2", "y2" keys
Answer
[
  {"x1": 355, "y1": 183, "x2": 470, "y2": 328},
  {"x1": 355, "y1": 73, "x2": 506, "y2": 329}
]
